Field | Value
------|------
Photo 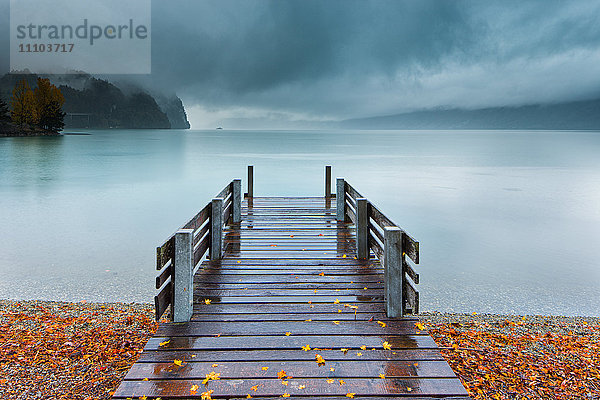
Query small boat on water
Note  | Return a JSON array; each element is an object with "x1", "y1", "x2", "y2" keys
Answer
[{"x1": 216, "y1": 127, "x2": 223, "y2": 130}]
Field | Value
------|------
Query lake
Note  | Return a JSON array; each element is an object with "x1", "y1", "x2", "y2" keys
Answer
[{"x1": 0, "y1": 129, "x2": 599, "y2": 316}]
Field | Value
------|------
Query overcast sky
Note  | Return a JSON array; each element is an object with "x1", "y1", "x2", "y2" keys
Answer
[{"x1": 1, "y1": 0, "x2": 600, "y2": 127}]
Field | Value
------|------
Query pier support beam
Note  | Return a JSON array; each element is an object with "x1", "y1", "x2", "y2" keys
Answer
[
  {"x1": 325, "y1": 166, "x2": 332, "y2": 198},
  {"x1": 247, "y1": 166, "x2": 254, "y2": 198},
  {"x1": 356, "y1": 198, "x2": 368, "y2": 259},
  {"x1": 384, "y1": 226, "x2": 403, "y2": 318},
  {"x1": 336, "y1": 178, "x2": 345, "y2": 222},
  {"x1": 173, "y1": 229, "x2": 194, "y2": 322},
  {"x1": 211, "y1": 198, "x2": 223, "y2": 260},
  {"x1": 233, "y1": 179, "x2": 241, "y2": 223}
]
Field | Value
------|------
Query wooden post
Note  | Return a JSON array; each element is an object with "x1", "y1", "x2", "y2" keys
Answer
[
  {"x1": 356, "y1": 198, "x2": 368, "y2": 259},
  {"x1": 336, "y1": 178, "x2": 345, "y2": 222},
  {"x1": 233, "y1": 179, "x2": 241, "y2": 223},
  {"x1": 384, "y1": 227, "x2": 403, "y2": 318},
  {"x1": 325, "y1": 166, "x2": 332, "y2": 198},
  {"x1": 211, "y1": 198, "x2": 223, "y2": 260},
  {"x1": 247, "y1": 166, "x2": 254, "y2": 198},
  {"x1": 173, "y1": 229, "x2": 193, "y2": 322}
]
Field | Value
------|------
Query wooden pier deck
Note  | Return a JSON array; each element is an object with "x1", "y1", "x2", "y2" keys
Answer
[{"x1": 113, "y1": 188, "x2": 468, "y2": 399}]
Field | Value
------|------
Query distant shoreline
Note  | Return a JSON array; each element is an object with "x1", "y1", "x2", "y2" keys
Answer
[{"x1": 0, "y1": 122, "x2": 60, "y2": 137}]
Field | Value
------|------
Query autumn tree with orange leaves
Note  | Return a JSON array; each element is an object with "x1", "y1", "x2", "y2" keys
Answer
[{"x1": 10, "y1": 78, "x2": 65, "y2": 132}]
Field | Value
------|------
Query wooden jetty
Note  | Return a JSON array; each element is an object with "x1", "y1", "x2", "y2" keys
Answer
[{"x1": 113, "y1": 166, "x2": 469, "y2": 399}]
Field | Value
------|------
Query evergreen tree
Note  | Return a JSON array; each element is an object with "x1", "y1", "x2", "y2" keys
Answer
[
  {"x1": 34, "y1": 78, "x2": 65, "y2": 132},
  {"x1": 11, "y1": 79, "x2": 37, "y2": 127},
  {"x1": 0, "y1": 97, "x2": 9, "y2": 122}
]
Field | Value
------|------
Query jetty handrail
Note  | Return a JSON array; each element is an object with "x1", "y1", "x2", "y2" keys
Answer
[
  {"x1": 154, "y1": 178, "x2": 242, "y2": 322},
  {"x1": 337, "y1": 177, "x2": 420, "y2": 317}
]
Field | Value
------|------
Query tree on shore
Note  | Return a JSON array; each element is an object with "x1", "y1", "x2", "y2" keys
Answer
[
  {"x1": 9, "y1": 78, "x2": 65, "y2": 132},
  {"x1": 34, "y1": 78, "x2": 65, "y2": 132},
  {"x1": 10, "y1": 79, "x2": 37, "y2": 127}
]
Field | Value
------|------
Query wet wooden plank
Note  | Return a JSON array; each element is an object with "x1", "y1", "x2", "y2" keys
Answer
[
  {"x1": 210, "y1": 259, "x2": 376, "y2": 266},
  {"x1": 113, "y1": 377, "x2": 468, "y2": 398},
  {"x1": 124, "y1": 360, "x2": 456, "y2": 380},
  {"x1": 191, "y1": 303, "x2": 388, "y2": 314},
  {"x1": 155, "y1": 321, "x2": 425, "y2": 337},
  {"x1": 192, "y1": 295, "x2": 384, "y2": 304},
  {"x1": 194, "y1": 288, "x2": 382, "y2": 297},
  {"x1": 146, "y1": 335, "x2": 437, "y2": 350},
  {"x1": 137, "y1": 348, "x2": 446, "y2": 363},
  {"x1": 194, "y1": 282, "x2": 383, "y2": 290},
  {"x1": 194, "y1": 274, "x2": 383, "y2": 284},
  {"x1": 190, "y1": 313, "x2": 391, "y2": 322}
]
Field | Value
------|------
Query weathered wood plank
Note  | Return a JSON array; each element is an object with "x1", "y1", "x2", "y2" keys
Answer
[
  {"x1": 113, "y1": 377, "x2": 468, "y2": 398},
  {"x1": 146, "y1": 335, "x2": 437, "y2": 351},
  {"x1": 137, "y1": 348, "x2": 446, "y2": 362},
  {"x1": 154, "y1": 281, "x2": 172, "y2": 321},
  {"x1": 124, "y1": 360, "x2": 456, "y2": 380},
  {"x1": 191, "y1": 303, "x2": 388, "y2": 314},
  {"x1": 192, "y1": 295, "x2": 384, "y2": 304},
  {"x1": 155, "y1": 321, "x2": 425, "y2": 337},
  {"x1": 194, "y1": 287, "x2": 381, "y2": 296},
  {"x1": 194, "y1": 274, "x2": 383, "y2": 284},
  {"x1": 190, "y1": 313, "x2": 391, "y2": 322}
]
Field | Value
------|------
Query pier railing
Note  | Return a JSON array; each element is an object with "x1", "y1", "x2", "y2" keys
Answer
[
  {"x1": 336, "y1": 177, "x2": 420, "y2": 317},
  {"x1": 154, "y1": 179, "x2": 241, "y2": 322}
]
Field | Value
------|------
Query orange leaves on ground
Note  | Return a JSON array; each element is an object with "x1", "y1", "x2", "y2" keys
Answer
[
  {"x1": 190, "y1": 384, "x2": 199, "y2": 394},
  {"x1": 0, "y1": 301, "x2": 157, "y2": 400},
  {"x1": 202, "y1": 371, "x2": 221, "y2": 385},
  {"x1": 334, "y1": 299, "x2": 340, "y2": 304},
  {"x1": 158, "y1": 339, "x2": 170, "y2": 347},
  {"x1": 346, "y1": 392, "x2": 355, "y2": 398},
  {"x1": 423, "y1": 316, "x2": 600, "y2": 399},
  {"x1": 315, "y1": 354, "x2": 326, "y2": 366},
  {"x1": 333, "y1": 321, "x2": 340, "y2": 325},
  {"x1": 340, "y1": 348, "x2": 349, "y2": 354},
  {"x1": 415, "y1": 322, "x2": 425, "y2": 331},
  {"x1": 200, "y1": 389, "x2": 214, "y2": 400},
  {"x1": 204, "y1": 299, "x2": 211, "y2": 305},
  {"x1": 281, "y1": 380, "x2": 289, "y2": 386},
  {"x1": 326, "y1": 379, "x2": 335, "y2": 384},
  {"x1": 382, "y1": 341, "x2": 392, "y2": 350},
  {"x1": 302, "y1": 344, "x2": 311, "y2": 351},
  {"x1": 318, "y1": 272, "x2": 325, "y2": 276},
  {"x1": 277, "y1": 370, "x2": 288, "y2": 379},
  {"x1": 261, "y1": 366, "x2": 269, "y2": 371},
  {"x1": 377, "y1": 321, "x2": 387, "y2": 328},
  {"x1": 282, "y1": 393, "x2": 290, "y2": 397},
  {"x1": 285, "y1": 332, "x2": 292, "y2": 336},
  {"x1": 298, "y1": 384, "x2": 306, "y2": 389},
  {"x1": 173, "y1": 359, "x2": 183, "y2": 366},
  {"x1": 250, "y1": 384, "x2": 260, "y2": 392},
  {"x1": 360, "y1": 345, "x2": 367, "y2": 350}
]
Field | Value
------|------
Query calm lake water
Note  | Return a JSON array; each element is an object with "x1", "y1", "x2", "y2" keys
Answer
[{"x1": 1, "y1": 129, "x2": 599, "y2": 316}]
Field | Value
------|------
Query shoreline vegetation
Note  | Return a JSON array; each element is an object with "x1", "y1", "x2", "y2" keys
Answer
[{"x1": 0, "y1": 300, "x2": 597, "y2": 399}]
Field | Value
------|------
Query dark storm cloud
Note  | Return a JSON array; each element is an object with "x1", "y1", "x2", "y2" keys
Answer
[
  {"x1": 150, "y1": 1, "x2": 473, "y2": 93},
  {"x1": 2, "y1": 0, "x2": 600, "y2": 125}
]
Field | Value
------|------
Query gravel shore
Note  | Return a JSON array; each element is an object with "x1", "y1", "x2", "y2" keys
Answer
[
  {"x1": 0, "y1": 300, "x2": 157, "y2": 400},
  {"x1": 1, "y1": 301, "x2": 598, "y2": 399},
  {"x1": 420, "y1": 312, "x2": 600, "y2": 399}
]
